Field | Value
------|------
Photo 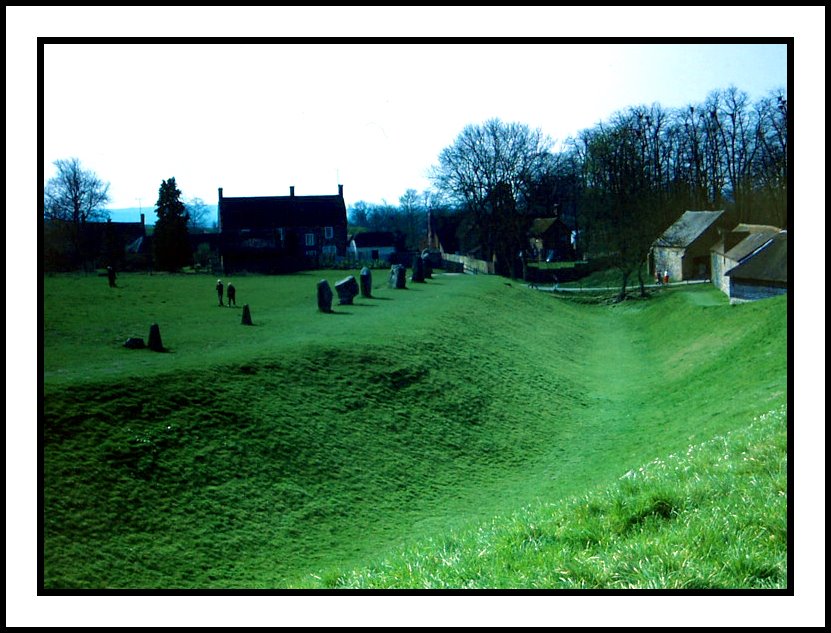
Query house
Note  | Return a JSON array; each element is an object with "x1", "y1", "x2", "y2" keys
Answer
[
  {"x1": 218, "y1": 185, "x2": 348, "y2": 273},
  {"x1": 650, "y1": 210, "x2": 728, "y2": 281},
  {"x1": 527, "y1": 217, "x2": 574, "y2": 262},
  {"x1": 348, "y1": 231, "x2": 397, "y2": 263},
  {"x1": 710, "y1": 224, "x2": 780, "y2": 295},
  {"x1": 725, "y1": 230, "x2": 788, "y2": 302},
  {"x1": 44, "y1": 214, "x2": 147, "y2": 271}
]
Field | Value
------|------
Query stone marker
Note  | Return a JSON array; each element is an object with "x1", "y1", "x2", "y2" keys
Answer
[
  {"x1": 360, "y1": 267, "x2": 372, "y2": 298},
  {"x1": 147, "y1": 323, "x2": 164, "y2": 352},
  {"x1": 389, "y1": 264, "x2": 407, "y2": 289},
  {"x1": 241, "y1": 304, "x2": 253, "y2": 325},
  {"x1": 422, "y1": 254, "x2": 433, "y2": 279},
  {"x1": 317, "y1": 279, "x2": 333, "y2": 313},
  {"x1": 411, "y1": 254, "x2": 425, "y2": 283},
  {"x1": 124, "y1": 336, "x2": 145, "y2": 349},
  {"x1": 335, "y1": 275, "x2": 359, "y2": 305}
]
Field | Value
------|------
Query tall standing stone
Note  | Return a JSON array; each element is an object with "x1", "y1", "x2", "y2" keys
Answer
[
  {"x1": 241, "y1": 304, "x2": 253, "y2": 325},
  {"x1": 317, "y1": 279, "x2": 333, "y2": 313},
  {"x1": 147, "y1": 323, "x2": 164, "y2": 352},
  {"x1": 389, "y1": 264, "x2": 407, "y2": 289},
  {"x1": 422, "y1": 254, "x2": 433, "y2": 279},
  {"x1": 335, "y1": 275, "x2": 359, "y2": 305},
  {"x1": 411, "y1": 254, "x2": 425, "y2": 283},
  {"x1": 360, "y1": 267, "x2": 372, "y2": 298}
]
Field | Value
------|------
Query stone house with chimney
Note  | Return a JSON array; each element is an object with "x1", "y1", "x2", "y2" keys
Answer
[{"x1": 218, "y1": 185, "x2": 348, "y2": 273}]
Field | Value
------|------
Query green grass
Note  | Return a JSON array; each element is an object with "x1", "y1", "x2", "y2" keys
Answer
[
  {"x1": 307, "y1": 404, "x2": 787, "y2": 589},
  {"x1": 42, "y1": 271, "x2": 788, "y2": 588}
]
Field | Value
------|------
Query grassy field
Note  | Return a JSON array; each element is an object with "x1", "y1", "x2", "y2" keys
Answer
[{"x1": 41, "y1": 269, "x2": 788, "y2": 589}]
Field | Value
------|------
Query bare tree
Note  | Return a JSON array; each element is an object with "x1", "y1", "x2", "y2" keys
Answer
[
  {"x1": 185, "y1": 197, "x2": 211, "y2": 232},
  {"x1": 44, "y1": 157, "x2": 110, "y2": 224},
  {"x1": 430, "y1": 118, "x2": 552, "y2": 274},
  {"x1": 43, "y1": 157, "x2": 111, "y2": 268}
]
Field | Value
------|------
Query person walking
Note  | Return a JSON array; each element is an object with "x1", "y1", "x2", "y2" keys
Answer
[
  {"x1": 107, "y1": 266, "x2": 117, "y2": 288},
  {"x1": 227, "y1": 282, "x2": 236, "y2": 307},
  {"x1": 216, "y1": 279, "x2": 224, "y2": 306}
]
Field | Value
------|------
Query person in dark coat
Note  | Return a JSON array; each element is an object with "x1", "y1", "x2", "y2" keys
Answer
[
  {"x1": 107, "y1": 266, "x2": 117, "y2": 288},
  {"x1": 227, "y1": 283, "x2": 236, "y2": 307},
  {"x1": 216, "y1": 279, "x2": 224, "y2": 306}
]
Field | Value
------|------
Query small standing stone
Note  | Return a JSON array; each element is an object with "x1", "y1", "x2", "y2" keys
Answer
[
  {"x1": 360, "y1": 267, "x2": 373, "y2": 298},
  {"x1": 411, "y1": 255, "x2": 425, "y2": 283},
  {"x1": 335, "y1": 275, "x2": 359, "y2": 305},
  {"x1": 241, "y1": 304, "x2": 253, "y2": 325},
  {"x1": 317, "y1": 279, "x2": 334, "y2": 313},
  {"x1": 147, "y1": 323, "x2": 164, "y2": 352},
  {"x1": 389, "y1": 264, "x2": 407, "y2": 289},
  {"x1": 124, "y1": 336, "x2": 145, "y2": 349}
]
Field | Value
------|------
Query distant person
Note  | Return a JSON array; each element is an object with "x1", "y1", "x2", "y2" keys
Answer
[
  {"x1": 227, "y1": 282, "x2": 236, "y2": 307},
  {"x1": 107, "y1": 266, "x2": 116, "y2": 288},
  {"x1": 656, "y1": 270, "x2": 662, "y2": 286},
  {"x1": 216, "y1": 279, "x2": 224, "y2": 306},
  {"x1": 663, "y1": 270, "x2": 669, "y2": 285}
]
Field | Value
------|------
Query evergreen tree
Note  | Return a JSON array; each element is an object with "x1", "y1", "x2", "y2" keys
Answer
[{"x1": 153, "y1": 177, "x2": 191, "y2": 271}]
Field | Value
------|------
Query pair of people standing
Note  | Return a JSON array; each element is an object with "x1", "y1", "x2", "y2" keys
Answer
[{"x1": 216, "y1": 279, "x2": 236, "y2": 306}]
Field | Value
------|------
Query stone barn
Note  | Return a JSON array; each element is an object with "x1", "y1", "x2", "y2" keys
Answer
[
  {"x1": 710, "y1": 224, "x2": 780, "y2": 295},
  {"x1": 650, "y1": 210, "x2": 727, "y2": 282},
  {"x1": 725, "y1": 230, "x2": 788, "y2": 302}
]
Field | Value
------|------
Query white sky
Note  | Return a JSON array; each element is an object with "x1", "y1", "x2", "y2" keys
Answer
[
  {"x1": 9, "y1": 5, "x2": 827, "y2": 628},
  {"x1": 42, "y1": 41, "x2": 787, "y2": 211}
]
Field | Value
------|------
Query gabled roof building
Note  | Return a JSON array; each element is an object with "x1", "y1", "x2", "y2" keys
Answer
[
  {"x1": 650, "y1": 210, "x2": 728, "y2": 281},
  {"x1": 725, "y1": 230, "x2": 788, "y2": 302},
  {"x1": 218, "y1": 185, "x2": 348, "y2": 273}
]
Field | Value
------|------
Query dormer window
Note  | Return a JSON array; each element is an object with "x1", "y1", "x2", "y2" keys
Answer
[{"x1": 324, "y1": 226, "x2": 334, "y2": 240}]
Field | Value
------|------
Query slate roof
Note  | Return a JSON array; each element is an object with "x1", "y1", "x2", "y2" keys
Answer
[
  {"x1": 352, "y1": 231, "x2": 396, "y2": 248},
  {"x1": 724, "y1": 229, "x2": 779, "y2": 262},
  {"x1": 726, "y1": 231, "x2": 788, "y2": 283},
  {"x1": 220, "y1": 194, "x2": 346, "y2": 232},
  {"x1": 654, "y1": 210, "x2": 725, "y2": 248}
]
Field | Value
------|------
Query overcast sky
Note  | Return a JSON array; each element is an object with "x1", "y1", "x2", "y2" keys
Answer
[
  {"x1": 9, "y1": 5, "x2": 827, "y2": 628},
  {"x1": 42, "y1": 41, "x2": 787, "y2": 212}
]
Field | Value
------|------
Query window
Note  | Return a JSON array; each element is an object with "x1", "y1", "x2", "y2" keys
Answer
[
  {"x1": 322, "y1": 245, "x2": 337, "y2": 255},
  {"x1": 324, "y1": 226, "x2": 334, "y2": 239},
  {"x1": 305, "y1": 233, "x2": 315, "y2": 246},
  {"x1": 276, "y1": 228, "x2": 284, "y2": 242}
]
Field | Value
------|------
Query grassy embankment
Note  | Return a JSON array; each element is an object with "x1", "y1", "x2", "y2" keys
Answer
[{"x1": 42, "y1": 270, "x2": 787, "y2": 588}]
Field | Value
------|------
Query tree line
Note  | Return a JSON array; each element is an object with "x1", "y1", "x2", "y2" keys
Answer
[
  {"x1": 423, "y1": 85, "x2": 787, "y2": 295},
  {"x1": 43, "y1": 158, "x2": 212, "y2": 272},
  {"x1": 44, "y1": 85, "x2": 787, "y2": 286}
]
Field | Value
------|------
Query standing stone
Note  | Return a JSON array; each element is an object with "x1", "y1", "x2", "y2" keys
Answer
[
  {"x1": 360, "y1": 267, "x2": 373, "y2": 298},
  {"x1": 335, "y1": 275, "x2": 359, "y2": 305},
  {"x1": 317, "y1": 279, "x2": 333, "y2": 313},
  {"x1": 147, "y1": 323, "x2": 164, "y2": 352},
  {"x1": 124, "y1": 336, "x2": 145, "y2": 349},
  {"x1": 241, "y1": 304, "x2": 253, "y2": 325},
  {"x1": 411, "y1": 254, "x2": 425, "y2": 283},
  {"x1": 389, "y1": 264, "x2": 407, "y2": 289},
  {"x1": 422, "y1": 254, "x2": 433, "y2": 279}
]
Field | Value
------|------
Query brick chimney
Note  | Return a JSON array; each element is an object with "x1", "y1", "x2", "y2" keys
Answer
[
  {"x1": 338, "y1": 184, "x2": 343, "y2": 197},
  {"x1": 290, "y1": 186, "x2": 295, "y2": 197}
]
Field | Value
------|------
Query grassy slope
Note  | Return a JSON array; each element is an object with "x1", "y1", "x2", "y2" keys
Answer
[
  {"x1": 42, "y1": 272, "x2": 787, "y2": 588},
  {"x1": 308, "y1": 404, "x2": 787, "y2": 589}
]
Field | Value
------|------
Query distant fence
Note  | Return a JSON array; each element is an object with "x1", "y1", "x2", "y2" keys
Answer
[{"x1": 441, "y1": 254, "x2": 495, "y2": 275}]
